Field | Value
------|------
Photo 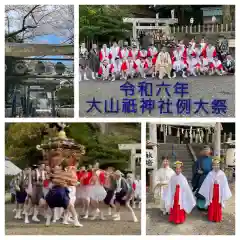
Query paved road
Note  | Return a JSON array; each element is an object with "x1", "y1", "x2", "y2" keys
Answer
[
  {"x1": 5, "y1": 205, "x2": 141, "y2": 235},
  {"x1": 79, "y1": 75, "x2": 235, "y2": 117},
  {"x1": 146, "y1": 183, "x2": 235, "y2": 235}
]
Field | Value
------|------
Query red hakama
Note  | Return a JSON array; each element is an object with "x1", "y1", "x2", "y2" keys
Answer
[
  {"x1": 208, "y1": 183, "x2": 222, "y2": 222},
  {"x1": 169, "y1": 184, "x2": 186, "y2": 224}
]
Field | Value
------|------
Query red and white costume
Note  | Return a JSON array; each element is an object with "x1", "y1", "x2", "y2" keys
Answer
[
  {"x1": 163, "y1": 173, "x2": 196, "y2": 224},
  {"x1": 188, "y1": 57, "x2": 199, "y2": 76},
  {"x1": 172, "y1": 48, "x2": 187, "y2": 72},
  {"x1": 187, "y1": 49, "x2": 200, "y2": 76},
  {"x1": 138, "y1": 58, "x2": 153, "y2": 78},
  {"x1": 98, "y1": 61, "x2": 114, "y2": 79},
  {"x1": 110, "y1": 45, "x2": 120, "y2": 64},
  {"x1": 206, "y1": 45, "x2": 217, "y2": 64},
  {"x1": 119, "y1": 47, "x2": 130, "y2": 59},
  {"x1": 121, "y1": 59, "x2": 138, "y2": 77},
  {"x1": 145, "y1": 57, "x2": 156, "y2": 68},
  {"x1": 200, "y1": 41, "x2": 207, "y2": 58},
  {"x1": 209, "y1": 58, "x2": 224, "y2": 71},
  {"x1": 129, "y1": 48, "x2": 139, "y2": 60},
  {"x1": 199, "y1": 170, "x2": 232, "y2": 222},
  {"x1": 89, "y1": 170, "x2": 107, "y2": 202},
  {"x1": 137, "y1": 49, "x2": 148, "y2": 59},
  {"x1": 99, "y1": 47, "x2": 111, "y2": 62},
  {"x1": 147, "y1": 46, "x2": 158, "y2": 58},
  {"x1": 134, "y1": 179, "x2": 141, "y2": 200},
  {"x1": 189, "y1": 40, "x2": 196, "y2": 50},
  {"x1": 77, "y1": 170, "x2": 93, "y2": 200},
  {"x1": 200, "y1": 57, "x2": 209, "y2": 73}
]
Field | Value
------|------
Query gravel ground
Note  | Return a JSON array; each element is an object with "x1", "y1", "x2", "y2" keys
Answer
[
  {"x1": 79, "y1": 75, "x2": 235, "y2": 117},
  {"x1": 146, "y1": 183, "x2": 235, "y2": 235},
  {"x1": 5, "y1": 205, "x2": 141, "y2": 235}
]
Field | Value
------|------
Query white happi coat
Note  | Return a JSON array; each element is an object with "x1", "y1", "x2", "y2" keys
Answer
[
  {"x1": 206, "y1": 46, "x2": 216, "y2": 63},
  {"x1": 110, "y1": 46, "x2": 120, "y2": 63},
  {"x1": 134, "y1": 180, "x2": 141, "y2": 198},
  {"x1": 187, "y1": 47, "x2": 196, "y2": 61},
  {"x1": 100, "y1": 48, "x2": 110, "y2": 62},
  {"x1": 172, "y1": 50, "x2": 186, "y2": 72},
  {"x1": 189, "y1": 41, "x2": 196, "y2": 49},
  {"x1": 130, "y1": 49, "x2": 139, "y2": 60},
  {"x1": 138, "y1": 49, "x2": 147, "y2": 58},
  {"x1": 163, "y1": 173, "x2": 196, "y2": 214},
  {"x1": 119, "y1": 48, "x2": 129, "y2": 59},
  {"x1": 199, "y1": 170, "x2": 232, "y2": 208},
  {"x1": 195, "y1": 48, "x2": 201, "y2": 62},
  {"x1": 200, "y1": 42, "x2": 207, "y2": 55},
  {"x1": 148, "y1": 47, "x2": 158, "y2": 57},
  {"x1": 154, "y1": 167, "x2": 175, "y2": 211},
  {"x1": 99, "y1": 63, "x2": 114, "y2": 78}
]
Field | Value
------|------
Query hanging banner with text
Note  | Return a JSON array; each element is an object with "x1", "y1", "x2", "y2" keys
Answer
[{"x1": 146, "y1": 149, "x2": 157, "y2": 169}]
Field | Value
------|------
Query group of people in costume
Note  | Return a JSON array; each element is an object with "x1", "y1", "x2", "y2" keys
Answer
[
  {"x1": 80, "y1": 37, "x2": 234, "y2": 81},
  {"x1": 12, "y1": 158, "x2": 141, "y2": 227},
  {"x1": 154, "y1": 146, "x2": 232, "y2": 224}
]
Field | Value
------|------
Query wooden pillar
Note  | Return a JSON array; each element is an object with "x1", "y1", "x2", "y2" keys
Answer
[
  {"x1": 149, "y1": 123, "x2": 157, "y2": 192},
  {"x1": 133, "y1": 21, "x2": 137, "y2": 40}
]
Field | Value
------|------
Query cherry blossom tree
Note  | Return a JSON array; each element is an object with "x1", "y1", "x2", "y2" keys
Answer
[{"x1": 5, "y1": 5, "x2": 74, "y2": 43}]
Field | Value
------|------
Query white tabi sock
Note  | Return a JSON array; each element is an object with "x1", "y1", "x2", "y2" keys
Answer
[
  {"x1": 100, "y1": 211, "x2": 106, "y2": 220},
  {"x1": 24, "y1": 213, "x2": 30, "y2": 224},
  {"x1": 108, "y1": 207, "x2": 112, "y2": 216},
  {"x1": 84, "y1": 73, "x2": 89, "y2": 80},
  {"x1": 32, "y1": 207, "x2": 40, "y2": 222},
  {"x1": 73, "y1": 215, "x2": 83, "y2": 227}
]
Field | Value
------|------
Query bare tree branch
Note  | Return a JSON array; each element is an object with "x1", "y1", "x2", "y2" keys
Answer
[{"x1": 5, "y1": 5, "x2": 40, "y2": 39}]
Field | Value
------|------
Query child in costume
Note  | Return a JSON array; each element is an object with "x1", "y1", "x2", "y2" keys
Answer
[
  {"x1": 199, "y1": 158, "x2": 232, "y2": 222},
  {"x1": 163, "y1": 161, "x2": 196, "y2": 224}
]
